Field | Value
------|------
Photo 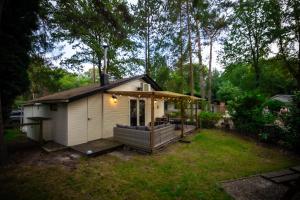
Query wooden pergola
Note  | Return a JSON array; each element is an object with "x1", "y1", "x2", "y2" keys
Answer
[{"x1": 106, "y1": 91, "x2": 203, "y2": 149}]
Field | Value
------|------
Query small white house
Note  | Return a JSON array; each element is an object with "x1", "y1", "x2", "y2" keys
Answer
[{"x1": 23, "y1": 74, "x2": 165, "y2": 146}]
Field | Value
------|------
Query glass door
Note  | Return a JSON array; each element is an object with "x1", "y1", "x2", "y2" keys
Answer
[
  {"x1": 130, "y1": 99, "x2": 145, "y2": 126},
  {"x1": 139, "y1": 100, "x2": 145, "y2": 126},
  {"x1": 130, "y1": 99, "x2": 137, "y2": 126}
]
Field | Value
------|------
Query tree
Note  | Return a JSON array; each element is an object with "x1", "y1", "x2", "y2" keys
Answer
[
  {"x1": 216, "y1": 81, "x2": 241, "y2": 103},
  {"x1": 0, "y1": 0, "x2": 40, "y2": 164},
  {"x1": 186, "y1": 0, "x2": 194, "y2": 97},
  {"x1": 202, "y1": 1, "x2": 226, "y2": 108},
  {"x1": 223, "y1": 0, "x2": 269, "y2": 88},
  {"x1": 193, "y1": 0, "x2": 208, "y2": 99},
  {"x1": 132, "y1": 0, "x2": 163, "y2": 76},
  {"x1": 52, "y1": 0, "x2": 134, "y2": 80},
  {"x1": 264, "y1": 0, "x2": 300, "y2": 89}
]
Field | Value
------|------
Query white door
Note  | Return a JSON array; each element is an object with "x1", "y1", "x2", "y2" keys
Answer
[{"x1": 87, "y1": 94, "x2": 102, "y2": 141}]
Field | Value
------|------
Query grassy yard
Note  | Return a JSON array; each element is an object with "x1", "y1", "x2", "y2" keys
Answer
[
  {"x1": 4, "y1": 128, "x2": 24, "y2": 142},
  {"x1": 0, "y1": 129, "x2": 299, "y2": 200}
]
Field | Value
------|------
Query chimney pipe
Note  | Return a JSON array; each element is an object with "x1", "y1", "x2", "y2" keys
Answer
[{"x1": 100, "y1": 44, "x2": 109, "y2": 86}]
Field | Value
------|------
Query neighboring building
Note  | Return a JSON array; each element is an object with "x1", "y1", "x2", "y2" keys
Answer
[
  {"x1": 270, "y1": 94, "x2": 293, "y2": 104},
  {"x1": 22, "y1": 74, "x2": 165, "y2": 147}
]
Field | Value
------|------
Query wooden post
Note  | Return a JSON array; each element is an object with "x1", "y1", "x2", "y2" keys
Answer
[
  {"x1": 150, "y1": 94, "x2": 154, "y2": 149},
  {"x1": 39, "y1": 120, "x2": 43, "y2": 144},
  {"x1": 195, "y1": 101, "x2": 198, "y2": 128},
  {"x1": 180, "y1": 98, "x2": 184, "y2": 138}
]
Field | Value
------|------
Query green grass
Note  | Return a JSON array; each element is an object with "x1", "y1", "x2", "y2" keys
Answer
[
  {"x1": 0, "y1": 129, "x2": 299, "y2": 200},
  {"x1": 4, "y1": 128, "x2": 23, "y2": 142}
]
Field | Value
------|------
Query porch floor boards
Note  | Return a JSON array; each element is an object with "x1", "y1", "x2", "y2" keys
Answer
[{"x1": 71, "y1": 138, "x2": 123, "y2": 156}]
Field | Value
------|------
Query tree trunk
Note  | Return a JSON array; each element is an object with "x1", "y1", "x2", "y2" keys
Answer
[
  {"x1": 208, "y1": 37, "x2": 213, "y2": 110},
  {"x1": 145, "y1": 0, "x2": 150, "y2": 76},
  {"x1": 0, "y1": 92, "x2": 7, "y2": 165},
  {"x1": 187, "y1": 0, "x2": 193, "y2": 96},
  {"x1": 196, "y1": 19, "x2": 205, "y2": 99},
  {"x1": 179, "y1": 0, "x2": 184, "y2": 93},
  {"x1": 186, "y1": 0, "x2": 194, "y2": 121}
]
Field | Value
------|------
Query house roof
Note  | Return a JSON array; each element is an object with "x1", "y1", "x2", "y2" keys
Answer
[
  {"x1": 270, "y1": 94, "x2": 293, "y2": 104},
  {"x1": 25, "y1": 74, "x2": 162, "y2": 105}
]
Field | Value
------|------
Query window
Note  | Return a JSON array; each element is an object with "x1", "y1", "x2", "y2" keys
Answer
[{"x1": 50, "y1": 104, "x2": 58, "y2": 111}]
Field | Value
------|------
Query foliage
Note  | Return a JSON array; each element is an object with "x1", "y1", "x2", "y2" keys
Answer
[
  {"x1": 264, "y1": 0, "x2": 300, "y2": 89},
  {"x1": 4, "y1": 129, "x2": 23, "y2": 142},
  {"x1": 59, "y1": 74, "x2": 91, "y2": 91},
  {"x1": 216, "y1": 81, "x2": 241, "y2": 103},
  {"x1": 167, "y1": 111, "x2": 181, "y2": 118},
  {"x1": 228, "y1": 92, "x2": 267, "y2": 134},
  {"x1": 282, "y1": 92, "x2": 300, "y2": 152},
  {"x1": 222, "y1": 0, "x2": 269, "y2": 86},
  {"x1": 27, "y1": 56, "x2": 93, "y2": 98},
  {"x1": 263, "y1": 99, "x2": 285, "y2": 114},
  {"x1": 220, "y1": 58, "x2": 296, "y2": 97},
  {"x1": 199, "y1": 111, "x2": 222, "y2": 128},
  {"x1": 0, "y1": 0, "x2": 40, "y2": 119},
  {"x1": 51, "y1": 0, "x2": 135, "y2": 77}
]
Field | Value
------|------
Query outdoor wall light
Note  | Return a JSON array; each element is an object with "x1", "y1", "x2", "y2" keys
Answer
[
  {"x1": 154, "y1": 100, "x2": 157, "y2": 104},
  {"x1": 112, "y1": 94, "x2": 118, "y2": 103}
]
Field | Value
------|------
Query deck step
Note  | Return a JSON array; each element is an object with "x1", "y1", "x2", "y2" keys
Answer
[
  {"x1": 291, "y1": 166, "x2": 300, "y2": 173},
  {"x1": 271, "y1": 173, "x2": 300, "y2": 183},
  {"x1": 71, "y1": 139, "x2": 123, "y2": 156},
  {"x1": 261, "y1": 169, "x2": 295, "y2": 179}
]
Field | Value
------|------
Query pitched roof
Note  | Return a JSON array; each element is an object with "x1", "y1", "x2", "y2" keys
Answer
[
  {"x1": 26, "y1": 74, "x2": 161, "y2": 105},
  {"x1": 270, "y1": 94, "x2": 293, "y2": 104}
]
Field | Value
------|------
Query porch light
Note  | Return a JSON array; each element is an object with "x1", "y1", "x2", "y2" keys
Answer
[
  {"x1": 154, "y1": 100, "x2": 157, "y2": 104},
  {"x1": 112, "y1": 94, "x2": 118, "y2": 103}
]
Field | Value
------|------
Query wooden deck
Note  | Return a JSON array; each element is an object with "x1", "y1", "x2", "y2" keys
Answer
[
  {"x1": 174, "y1": 125, "x2": 197, "y2": 136},
  {"x1": 71, "y1": 138, "x2": 123, "y2": 156}
]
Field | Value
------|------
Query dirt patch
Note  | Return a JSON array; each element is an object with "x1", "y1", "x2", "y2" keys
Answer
[
  {"x1": 6, "y1": 144, "x2": 81, "y2": 170},
  {"x1": 108, "y1": 148, "x2": 140, "y2": 161},
  {"x1": 221, "y1": 176, "x2": 288, "y2": 200}
]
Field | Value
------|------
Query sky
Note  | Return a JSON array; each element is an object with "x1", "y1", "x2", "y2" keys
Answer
[{"x1": 55, "y1": 0, "x2": 224, "y2": 75}]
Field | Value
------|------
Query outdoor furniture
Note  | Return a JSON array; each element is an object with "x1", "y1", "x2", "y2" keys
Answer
[{"x1": 113, "y1": 124, "x2": 176, "y2": 151}]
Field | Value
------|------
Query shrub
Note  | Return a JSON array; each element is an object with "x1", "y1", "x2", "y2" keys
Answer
[
  {"x1": 199, "y1": 111, "x2": 222, "y2": 128},
  {"x1": 228, "y1": 92, "x2": 267, "y2": 135},
  {"x1": 281, "y1": 92, "x2": 300, "y2": 152},
  {"x1": 263, "y1": 99, "x2": 285, "y2": 114},
  {"x1": 167, "y1": 111, "x2": 181, "y2": 118}
]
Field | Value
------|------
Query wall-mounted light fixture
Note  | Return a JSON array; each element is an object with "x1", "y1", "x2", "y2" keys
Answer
[
  {"x1": 154, "y1": 100, "x2": 157, "y2": 104},
  {"x1": 112, "y1": 94, "x2": 118, "y2": 103}
]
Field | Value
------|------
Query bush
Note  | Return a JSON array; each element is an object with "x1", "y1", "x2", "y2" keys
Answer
[
  {"x1": 199, "y1": 111, "x2": 222, "y2": 128},
  {"x1": 228, "y1": 92, "x2": 267, "y2": 134},
  {"x1": 263, "y1": 99, "x2": 285, "y2": 114},
  {"x1": 167, "y1": 111, "x2": 181, "y2": 118},
  {"x1": 282, "y1": 92, "x2": 300, "y2": 152}
]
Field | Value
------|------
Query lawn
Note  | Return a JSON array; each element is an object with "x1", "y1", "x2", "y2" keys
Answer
[
  {"x1": 4, "y1": 128, "x2": 24, "y2": 142},
  {"x1": 0, "y1": 129, "x2": 299, "y2": 200}
]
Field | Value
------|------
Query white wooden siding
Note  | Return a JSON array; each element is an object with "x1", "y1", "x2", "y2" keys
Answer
[
  {"x1": 23, "y1": 106, "x2": 39, "y2": 140},
  {"x1": 109, "y1": 79, "x2": 151, "y2": 91},
  {"x1": 23, "y1": 104, "x2": 67, "y2": 144},
  {"x1": 102, "y1": 93, "x2": 129, "y2": 138}
]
